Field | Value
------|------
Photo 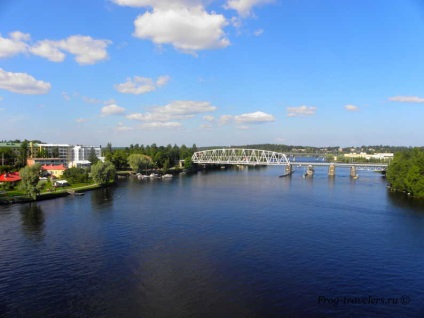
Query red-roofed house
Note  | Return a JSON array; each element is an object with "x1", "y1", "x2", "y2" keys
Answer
[
  {"x1": 41, "y1": 164, "x2": 67, "y2": 178},
  {"x1": 0, "y1": 172, "x2": 22, "y2": 186}
]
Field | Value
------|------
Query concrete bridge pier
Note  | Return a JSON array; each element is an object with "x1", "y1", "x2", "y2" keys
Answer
[
  {"x1": 285, "y1": 164, "x2": 293, "y2": 175},
  {"x1": 350, "y1": 166, "x2": 357, "y2": 177},
  {"x1": 328, "y1": 163, "x2": 336, "y2": 176}
]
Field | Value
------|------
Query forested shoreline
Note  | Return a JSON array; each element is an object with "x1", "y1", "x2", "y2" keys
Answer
[{"x1": 386, "y1": 148, "x2": 424, "y2": 198}]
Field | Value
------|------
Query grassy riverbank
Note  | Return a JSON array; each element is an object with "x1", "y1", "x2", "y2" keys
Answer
[{"x1": 0, "y1": 181, "x2": 115, "y2": 204}]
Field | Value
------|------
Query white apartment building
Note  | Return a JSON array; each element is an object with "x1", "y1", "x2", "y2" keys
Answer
[
  {"x1": 33, "y1": 144, "x2": 102, "y2": 167},
  {"x1": 37, "y1": 144, "x2": 72, "y2": 160}
]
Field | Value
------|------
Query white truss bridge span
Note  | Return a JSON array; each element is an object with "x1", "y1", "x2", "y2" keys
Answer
[{"x1": 191, "y1": 149, "x2": 290, "y2": 166}]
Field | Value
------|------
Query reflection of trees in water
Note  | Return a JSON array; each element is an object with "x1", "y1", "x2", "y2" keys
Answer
[
  {"x1": 387, "y1": 191, "x2": 424, "y2": 212},
  {"x1": 91, "y1": 187, "x2": 114, "y2": 207},
  {"x1": 20, "y1": 203, "x2": 45, "y2": 240}
]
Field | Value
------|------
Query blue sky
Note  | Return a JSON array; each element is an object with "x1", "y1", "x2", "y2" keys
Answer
[{"x1": 1, "y1": 0, "x2": 424, "y2": 147}]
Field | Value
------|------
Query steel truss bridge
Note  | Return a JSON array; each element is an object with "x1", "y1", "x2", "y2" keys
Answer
[
  {"x1": 191, "y1": 149, "x2": 388, "y2": 171},
  {"x1": 192, "y1": 149, "x2": 290, "y2": 166}
]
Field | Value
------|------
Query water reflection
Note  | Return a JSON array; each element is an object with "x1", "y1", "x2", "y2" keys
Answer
[
  {"x1": 20, "y1": 203, "x2": 44, "y2": 240},
  {"x1": 91, "y1": 187, "x2": 114, "y2": 207},
  {"x1": 387, "y1": 191, "x2": 424, "y2": 212}
]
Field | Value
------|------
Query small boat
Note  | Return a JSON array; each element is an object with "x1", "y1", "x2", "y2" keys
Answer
[
  {"x1": 74, "y1": 192, "x2": 85, "y2": 196},
  {"x1": 149, "y1": 173, "x2": 159, "y2": 178},
  {"x1": 162, "y1": 174, "x2": 173, "y2": 178},
  {"x1": 353, "y1": 175, "x2": 359, "y2": 179}
]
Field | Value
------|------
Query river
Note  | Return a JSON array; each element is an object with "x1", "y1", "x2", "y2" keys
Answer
[{"x1": 1, "y1": 165, "x2": 424, "y2": 317}]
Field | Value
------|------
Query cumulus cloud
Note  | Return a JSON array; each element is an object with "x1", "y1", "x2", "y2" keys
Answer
[
  {"x1": 287, "y1": 106, "x2": 316, "y2": 117},
  {"x1": 133, "y1": 6, "x2": 229, "y2": 53},
  {"x1": 101, "y1": 104, "x2": 126, "y2": 116},
  {"x1": 31, "y1": 35, "x2": 111, "y2": 65},
  {"x1": 0, "y1": 31, "x2": 111, "y2": 64},
  {"x1": 225, "y1": 0, "x2": 275, "y2": 17},
  {"x1": 0, "y1": 31, "x2": 30, "y2": 58},
  {"x1": 234, "y1": 111, "x2": 275, "y2": 123},
  {"x1": 115, "y1": 75, "x2": 170, "y2": 94},
  {"x1": 112, "y1": 0, "x2": 200, "y2": 9},
  {"x1": 388, "y1": 96, "x2": 424, "y2": 103},
  {"x1": 345, "y1": 104, "x2": 359, "y2": 111},
  {"x1": 127, "y1": 100, "x2": 217, "y2": 121},
  {"x1": 203, "y1": 115, "x2": 215, "y2": 121},
  {"x1": 30, "y1": 40, "x2": 66, "y2": 62},
  {"x1": 0, "y1": 68, "x2": 51, "y2": 94}
]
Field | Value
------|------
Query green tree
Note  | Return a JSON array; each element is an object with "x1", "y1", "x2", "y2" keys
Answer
[
  {"x1": 19, "y1": 163, "x2": 42, "y2": 200},
  {"x1": 387, "y1": 148, "x2": 424, "y2": 197},
  {"x1": 184, "y1": 157, "x2": 193, "y2": 170},
  {"x1": 88, "y1": 147, "x2": 99, "y2": 164},
  {"x1": 128, "y1": 154, "x2": 151, "y2": 173},
  {"x1": 91, "y1": 161, "x2": 116, "y2": 185},
  {"x1": 19, "y1": 140, "x2": 29, "y2": 167},
  {"x1": 62, "y1": 167, "x2": 89, "y2": 183},
  {"x1": 0, "y1": 147, "x2": 14, "y2": 165}
]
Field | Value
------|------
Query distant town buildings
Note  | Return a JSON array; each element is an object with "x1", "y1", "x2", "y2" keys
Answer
[
  {"x1": 0, "y1": 141, "x2": 104, "y2": 171},
  {"x1": 343, "y1": 152, "x2": 393, "y2": 161}
]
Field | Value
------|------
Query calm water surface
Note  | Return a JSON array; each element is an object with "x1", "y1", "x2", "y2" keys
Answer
[{"x1": 1, "y1": 166, "x2": 424, "y2": 317}]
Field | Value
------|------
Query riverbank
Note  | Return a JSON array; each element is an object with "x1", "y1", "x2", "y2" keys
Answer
[{"x1": 0, "y1": 182, "x2": 115, "y2": 205}]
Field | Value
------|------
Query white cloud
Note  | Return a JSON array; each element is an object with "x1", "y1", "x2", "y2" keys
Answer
[
  {"x1": 203, "y1": 115, "x2": 215, "y2": 121},
  {"x1": 127, "y1": 100, "x2": 217, "y2": 121},
  {"x1": 219, "y1": 114, "x2": 234, "y2": 125},
  {"x1": 76, "y1": 118, "x2": 88, "y2": 123},
  {"x1": 225, "y1": 0, "x2": 275, "y2": 17},
  {"x1": 287, "y1": 105, "x2": 316, "y2": 117},
  {"x1": 112, "y1": 0, "x2": 201, "y2": 9},
  {"x1": 30, "y1": 35, "x2": 111, "y2": 65},
  {"x1": 30, "y1": 40, "x2": 66, "y2": 62},
  {"x1": 115, "y1": 75, "x2": 170, "y2": 94},
  {"x1": 116, "y1": 122, "x2": 134, "y2": 131},
  {"x1": 101, "y1": 104, "x2": 126, "y2": 116},
  {"x1": 345, "y1": 104, "x2": 359, "y2": 111},
  {"x1": 0, "y1": 68, "x2": 51, "y2": 94},
  {"x1": 200, "y1": 123, "x2": 213, "y2": 129},
  {"x1": 156, "y1": 75, "x2": 170, "y2": 87},
  {"x1": 388, "y1": 96, "x2": 424, "y2": 103},
  {"x1": 62, "y1": 92, "x2": 71, "y2": 101},
  {"x1": 253, "y1": 29, "x2": 264, "y2": 36},
  {"x1": 0, "y1": 32, "x2": 111, "y2": 64},
  {"x1": 234, "y1": 111, "x2": 275, "y2": 123},
  {"x1": 138, "y1": 121, "x2": 182, "y2": 128},
  {"x1": 0, "y1": 31, "x2": 30, "y2": 58},
  {"x1": 83, "y1": 96, "x2": 116, "y2": 105},
  {"x1": 133, "y1": 7, "x2": 230, "y2": 53}
]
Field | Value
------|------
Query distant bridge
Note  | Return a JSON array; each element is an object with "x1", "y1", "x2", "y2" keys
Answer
[
  {"x1": 294, "y1": 162, "x2": 388, "y2": 171},
  {"x1": 191, "y1": 149, "x2": 388, "y2": 176}
]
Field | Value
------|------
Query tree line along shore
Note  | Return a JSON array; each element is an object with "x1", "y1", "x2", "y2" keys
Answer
[{"x1": 1, "y1": 142, "x2": 424, "y2": 202}]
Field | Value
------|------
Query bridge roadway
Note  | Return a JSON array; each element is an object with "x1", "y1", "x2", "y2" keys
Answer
[{"x1": 191, "y1": 149, "x2": 388, "y2": 175}]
